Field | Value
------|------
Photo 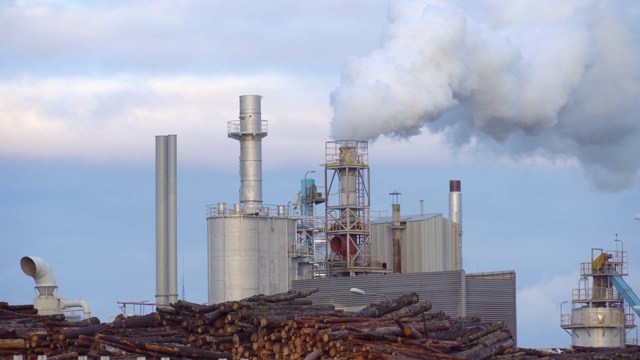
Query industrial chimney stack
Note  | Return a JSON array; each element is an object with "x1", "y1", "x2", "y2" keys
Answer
[
  {"x1": 448, "y1": 180, "x2": 462, "y2": 270},
  {"x1": 228, "y1": 95, "x2": 267, "y2": 214},
  {"x1": 156, "y1": 135, "x2": 178, "y2": 306}
]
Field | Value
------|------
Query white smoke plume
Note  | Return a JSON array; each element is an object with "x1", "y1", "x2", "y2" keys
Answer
[{"x1": 330, "y1": 0, "x2": 640, "y2": 191}]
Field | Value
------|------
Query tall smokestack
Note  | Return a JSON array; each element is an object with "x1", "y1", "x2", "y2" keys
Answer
[
  {"x1": 156, "y1": 134, "x2": 178, "y2": 306},
  {"x1": 449, "y1": 180, "x2": 462, "y2": 270},
  {"x1": 229, "y1": 95, "x2": 268, "y2": 213}
]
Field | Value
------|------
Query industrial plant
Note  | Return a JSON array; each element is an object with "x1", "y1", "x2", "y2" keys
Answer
[
  {"x1": 13, "y1": 95, "x2": 640, "y2": 358},
  {"x1": 198, "y1": 95, "x2": 518, "y2": 339}
]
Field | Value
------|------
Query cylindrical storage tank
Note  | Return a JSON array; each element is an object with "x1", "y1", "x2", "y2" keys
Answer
[
  {"x1": 207, "y1": 216, "x2": 294, "y2": 304},
  {"x1": 570, "y1": 306, "x2": 625, "y2": 347}
]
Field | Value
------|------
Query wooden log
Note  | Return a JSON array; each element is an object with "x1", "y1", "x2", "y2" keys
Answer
[
  {"x1": 348, "y1": 292, "x2": 420, "y2": 318},
  {"x1": 0, "y1": 303, "x2": 35, "y2": 311},
  {"x1": 395, "y1": 317, "x2": 424, "y2": 339},
  {"x1": 260, "y1": 315, "x2": 290, "y2": 328},
  {"x1": 0, "y1": 338, "x2": 26, "y2": 349},
  {"x1": 202, "y1": 309, "x2": 226, "y2": 325},
  {"x1": 195, "y1": 303, "x2": 222, "y2": 314},
  {"x1": 111, "y1": 312, "x2": 162, "y2": 329},
  {"x1": 46, "y1": 317, "x2": 101, "y2": 328},
  {"x1": 427, "y1": 320, "x2": 489, "y2": 341},
  {"x1": 459, "y1": 339, "x2": 515, "y2": 360},
  {"x1": 171, "y1": 299, "x2": 206, "y2": 313},
  {"x1": 458, "y1": 321, "x2": 505, "y2": 345},
  {"x1": 382, "y1": 300, "x2": 433, "y2": 319},
  {"x1": 241, "y1": 288, "x2": 319, "y2": 303},
  {"x1": 218, "y1": 301, "x2": 241, "y2": 312},
  {"x1": 97, "y1": 334, "x2": 234, "y2": 360},
  {"x1": 240, "y1": 304, "x2": 335, "y2": 312},
  {"x1": 321, "y1": 330, "x2": 350, "y2": 343},
  {"x1": 58, "y1": 323, "x2": 108, "y2": 340}
]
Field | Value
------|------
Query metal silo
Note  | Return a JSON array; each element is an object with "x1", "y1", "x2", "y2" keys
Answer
[{"x1": 207, "y1": 96, "x2": 295, "y2": 304}]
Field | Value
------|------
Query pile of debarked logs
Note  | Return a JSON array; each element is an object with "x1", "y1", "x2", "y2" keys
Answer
[{"x1": 2, "y1": 293, "x2": 640, "y2": 359}]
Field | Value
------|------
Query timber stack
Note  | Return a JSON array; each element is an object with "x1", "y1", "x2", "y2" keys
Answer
[{"x1": 2, "y1": 296, "x2": 640, "y2": 359}]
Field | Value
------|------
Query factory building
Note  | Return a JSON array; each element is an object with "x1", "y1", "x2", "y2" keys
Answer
[
  {"x1": 370, "y1": 212, "x2": 459, "y2": 273},
  {"x1": 195, "y1": 95, "x2": 517, "y2": 342}
]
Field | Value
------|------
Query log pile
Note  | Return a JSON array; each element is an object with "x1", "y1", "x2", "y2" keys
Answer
[{"x1": 2, "y1": 296, "x2": 640, "y2": 359}]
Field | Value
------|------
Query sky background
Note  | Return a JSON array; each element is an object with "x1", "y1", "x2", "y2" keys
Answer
[{"x1": 1, "y1": 0, "x2": 640, "y2": 349}]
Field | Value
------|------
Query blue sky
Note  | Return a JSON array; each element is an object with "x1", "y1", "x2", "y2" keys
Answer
[{"x1": 1, "y1": 0, "x2": 640, "y2": 349}]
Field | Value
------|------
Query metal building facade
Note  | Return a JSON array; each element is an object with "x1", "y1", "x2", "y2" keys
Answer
[
  {"x1": 369, "y1": 214, "x2": 459, "y2": 273},
  {"x1": 292, "y1": 271, "x2": 465, "y2": 315},
  {"x1": 465, "y1": 271, "x2": 517, "y2": 344},
  {"x1": 292, "y1": 270, "x2": 517, "y2": 344}
]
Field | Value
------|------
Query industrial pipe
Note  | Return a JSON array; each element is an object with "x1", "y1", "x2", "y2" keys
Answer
[
  {"x1": 20, "y1": 256, "x2": 57, "y2": 296},
  {"x1": 61, "y1": 299, "x2": 91, "y2": 319},
  {"x1": 21, "y1": 256, "x2": 91, "y2": 319}
]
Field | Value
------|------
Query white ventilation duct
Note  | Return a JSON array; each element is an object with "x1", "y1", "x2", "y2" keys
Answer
[
  {"x1": 20, "y1": 256, "x2": 56, "y2": 296},
  {"x1": 21, "y1": 256, "x2": 91, "y2": 319}
]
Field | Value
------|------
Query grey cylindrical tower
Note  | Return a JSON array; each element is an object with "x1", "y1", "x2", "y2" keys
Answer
[
  {"x1": 156, "y1": 134, "x2": 178, "y2": 306},
  {"x1": 228, "y1": 95, "x2": 268, "y2": 213},
  {"x1": 166, "y1": 135, "x2": 178, "y2": 305}
]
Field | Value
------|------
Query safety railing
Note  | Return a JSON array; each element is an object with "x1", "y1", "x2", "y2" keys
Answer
[
  {"x1": 206, "y1": 202, "x2": 291, "y2": 218},
  {"x1": 226, "y1": 119, "x2": 268, "y2": 135}
]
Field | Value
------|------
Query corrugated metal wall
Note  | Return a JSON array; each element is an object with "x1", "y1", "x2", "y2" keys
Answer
[
  {"x1": 292, "y1": 271, "x2": 465, "y2": 316},
  {"x1": 370, "y1": 214, "x2": 458, "y2": 273},
  {"x1": 466, "y1": 271, "x2": 517, "y2": 344},
  {"x1": 292, "y1": 270, "x2": 517, "y2": 345}
]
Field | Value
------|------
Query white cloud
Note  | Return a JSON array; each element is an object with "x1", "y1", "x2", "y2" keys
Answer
[
  {"x1": 0, "y1": 74, "x2": 336, "y2": 167},
  {"x1": 517, "y1": 271, "x2": 579, "y2": 348}
]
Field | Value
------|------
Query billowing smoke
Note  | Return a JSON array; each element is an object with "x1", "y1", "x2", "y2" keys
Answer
[{"x1": 330, "y1": 0, "x2": 640, "y2": 191}]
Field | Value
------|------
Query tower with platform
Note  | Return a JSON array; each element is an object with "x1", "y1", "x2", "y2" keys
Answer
[{"x1": 561, "y1": 246, "x2": 639, "y2": 347}]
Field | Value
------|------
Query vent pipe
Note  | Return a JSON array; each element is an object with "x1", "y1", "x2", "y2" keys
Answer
[
  {"x1": 21, "y1": 256, "x2": 56, "y2": 296},
  {"x1": 156, "y1": 134, "x2": 178, "y2": 306},
  {"x1": 389, "y1": 192, "x2": 404, "y2": 273},
  {"x1": 21, "y1": 256, "x2": 91, "y2": 318},
  {"x1": 228, "y1": 95, "x2": 268, "y2": 214},
  {"x1": 448, "y1": 180, "x2": 462, "y2": 270}
]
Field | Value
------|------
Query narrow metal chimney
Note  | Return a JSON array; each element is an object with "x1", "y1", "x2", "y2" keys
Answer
[
  {"x1": 389, "y1": 192, "x2": 404, "y2": 273},
  {"x1": 228, "y1": 95, "x2": 268, "y2": 214},
  {"x1": 156, "y1": 134, "x2": 178, "y2": 306},
  {"x1": 448, "y1": 180, "x2": 462, "y2": 270}
]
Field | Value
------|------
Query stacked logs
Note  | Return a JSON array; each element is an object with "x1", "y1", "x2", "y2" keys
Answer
[{"x1": 3, "y1": 295, "x2": 640, "y2": 359}]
